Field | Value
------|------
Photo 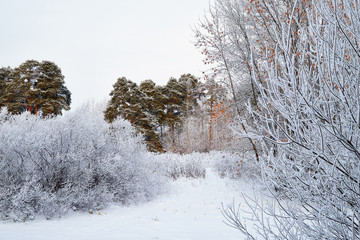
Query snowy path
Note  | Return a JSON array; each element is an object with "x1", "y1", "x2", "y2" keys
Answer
[{"x1": 0, "y1": 169, "x2": 257, "y2": 240}]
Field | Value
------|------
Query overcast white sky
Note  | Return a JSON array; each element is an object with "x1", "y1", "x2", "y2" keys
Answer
[{"x1": 0, "y1": 0, "x2": 210, "y2": 109}]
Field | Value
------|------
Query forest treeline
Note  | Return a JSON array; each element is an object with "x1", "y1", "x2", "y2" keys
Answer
[
  {"x1": 104, "y1": 74, "x2": 239, "y2": 153},
  {"x1": 0, "y1": 60, "x2": 239, "y2": 153}
]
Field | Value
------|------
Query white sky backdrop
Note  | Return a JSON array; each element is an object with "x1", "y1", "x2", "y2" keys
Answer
[{"x1": 0, "y1": 0, "x2": 210, "y2": 109}]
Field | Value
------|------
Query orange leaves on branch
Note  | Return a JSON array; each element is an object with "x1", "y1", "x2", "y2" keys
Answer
[{"x1": 211, "y1": 103, "x2": 232, "y2": 124}]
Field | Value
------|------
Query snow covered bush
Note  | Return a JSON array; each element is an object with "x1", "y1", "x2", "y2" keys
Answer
[
  {"x1": 0, "y1": 105, "x2": 164, "y2": 222},
  {"x1": 150, "y1": 152, "x2": 206, "y2": 180},
  {"x1": 147, "y1": 151, "x2": 259, "y2": 181},
  {"x1": 209, "y1": 151, "x2": 260, "y2": 180}
]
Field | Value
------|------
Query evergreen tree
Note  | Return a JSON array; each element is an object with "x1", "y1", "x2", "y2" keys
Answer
[
  {"x1": 123, "y1": 80, "x2": 142, "y2": 124},
  {"x1": 139, "y1": 80, "x2": 166, "y2": 152},
  {"x1": 163, "y1": 77, "x2": 186, "y2": 132},
  {"x1": 37, "y1": 61, "x2": 71, "y2": 115},
  {"x1": 104, "y1": 77, "x2": 131, "y2": 122},
  {"x1": 139, "y1": 80, "x2": 166, "y2": 127},
  {"x1": 178, "y1": 74, "x2": 200, "y2": 117},
  {"x1": 105, "y1": 74, "x2": 206, "y2": 153},
  {"x1": 140, "y1": 80, "x2": 158, "y2": 119},
  {"x1": 154, "y1": 84, "x2": 169, "y2": 141},
  {"x1": 3, "y1": 60, "x2": 71, "y2": 116},
  {"x1": 104, "y1": 77, "x2": 163, "y2": 152},
  {"x1": 104, "y1": 78, "x2": 143, "y2": 124},
  {"x1": 0, "y1": 67, "x2": 12, "y2": 109}
]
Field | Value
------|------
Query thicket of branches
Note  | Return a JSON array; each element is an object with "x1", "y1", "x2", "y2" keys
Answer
[
  {"x1": 196, "y1": 0, "x2": 360, "y2": 238},
  {"x1": 0, "y1": 106, "x2": 164, "y2": 222}
]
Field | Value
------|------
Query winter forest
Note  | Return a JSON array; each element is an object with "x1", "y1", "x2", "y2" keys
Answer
[{"x1": 1, "y1": 0, "x2": 360, "y2": 239}]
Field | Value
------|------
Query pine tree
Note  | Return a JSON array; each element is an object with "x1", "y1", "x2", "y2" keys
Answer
[
  {"x1": 164, "y1": 78, "x2": 186, "y2": 131},
  {"x1": 139, "y1": 80, "x2": 167, "y2": 128},
  {"x1": 104, "y1": 77, "x2": 163, "y2": 152},
  {"x1": 37, "y1": 61, "x2": 71, "y2": 116},
  {"x1": 178, "y1": 74, "x2": 199, "y2": 117},
  {"x1": 154, "y1": 84, "x2": 168, "y2": 141},
  {"x1": 3, "y1": 60, "x2": 71, "y2": 116},
  {"x1": 139, "y1": 80, "x2": 165, "y2": 152},
  {"x1": 3, "y1": 60, "x2": 37, "y2": 114},
  {"x1": 0, "y1": 67, "x2": 12, "y2": 109},
  {"x1": 140, "y1": 80, "x2": 159, "y2": 120},
  {"x1": 104, "y1": 77, "x2": 130, "y2": 122}
]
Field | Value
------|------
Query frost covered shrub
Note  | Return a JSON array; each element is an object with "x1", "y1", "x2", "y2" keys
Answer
[
  {"x1": 151, "y1": 152, "x2": 206, "y2": 179},
  {"x1": 209, "y1": 151, "x2": 260, "y2": 180},
  {"x1": 0, "y1": 106, "x2": 162, "y2": 221},
  {"x1": 148, "y1": 151, "x2": 259, "y2": 180}
]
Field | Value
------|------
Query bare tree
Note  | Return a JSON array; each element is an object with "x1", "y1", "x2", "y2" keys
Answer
[
  {"x1": 222, "y1": 0, "x2": 360, "y2": 238},
  {"x1": 194, "y1": 0, "x2": 265, "y2": 160}
]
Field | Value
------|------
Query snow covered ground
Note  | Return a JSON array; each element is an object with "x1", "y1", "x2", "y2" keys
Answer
[{"x1": 0, "y1": 169, "x2": 260, "y2": 240}]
